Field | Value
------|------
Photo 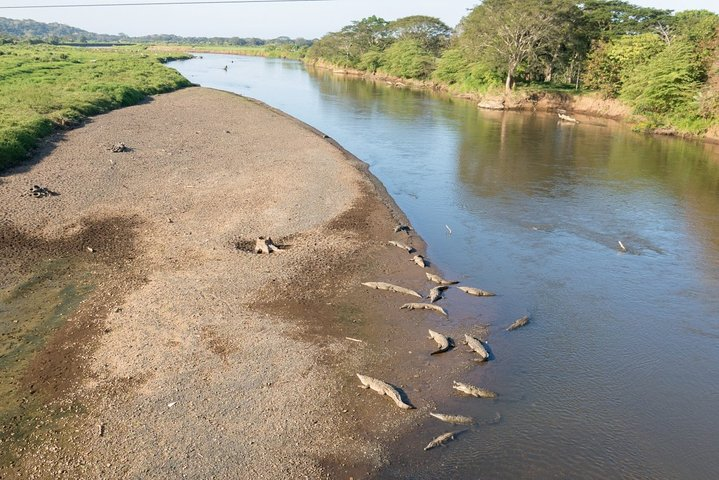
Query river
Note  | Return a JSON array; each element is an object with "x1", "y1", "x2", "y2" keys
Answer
[{"x1": 169, "y1": 54, "x2": 719, "y2": 479}]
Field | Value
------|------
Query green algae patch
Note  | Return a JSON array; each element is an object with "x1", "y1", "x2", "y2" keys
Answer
[{"x1": 0, "y1": 260, "x2": 96, "y2": 468}]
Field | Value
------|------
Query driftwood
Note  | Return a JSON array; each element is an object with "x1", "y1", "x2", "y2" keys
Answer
[
  {"x1": 401, "y1": 303, "x2": 447, "y2": 317},
  {"x1": 429, "y1": 413, "x2": 474, "y2": 425},
  {"x1": 255, "y1": 236, "x2": 279, "y2": 254},
  {"x1": 425, "y1": 272, "x2": 458, "y2": 285},
  {"x1": 453, "y1": 381, "x2": 497, "y2": 398},
  {"x1": 357, "y1": 374, "x2": 413, "y2": 410},
  {"x1": 457, "y1": 286, "x2": 495, "y2": 297},
  {"x1": 424, "y1": 430, "x2": 464, "y2": 451},
  {"x1": 388, "y1": 240, "x2": 414, "y2": 253},
  {"x1": 361, "y1": 282, "x2": 422, "y2": 298},
  {"x1": 464, "y1": 334, "x2": 489, "y2": 361},
  {"x1": 428, "y1": 329, "x2": 451, "y2": 355},
  {"x1": 506, "y1": 315, "x2": 529, "y2": 331}
]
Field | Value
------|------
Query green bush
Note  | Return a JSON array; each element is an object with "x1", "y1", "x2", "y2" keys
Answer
[
  {"x1": 621, "y1": 40, "x2": 703, "y2": 116},
  {"x1": 358, "y1": 50, "x2": 383, "y2": 73},
  {"x1": 433, "y1": 48, "x2": 502, "y2": 91},
  {"x1": 432, "y1": 48, "x2": 466, "y2": 84},
  {"x1": 584, "y1": 33, "x2": 665, "y2": 97},
  {"x1": 379, "y1": 39, "x2": 435, "y2": 79}
]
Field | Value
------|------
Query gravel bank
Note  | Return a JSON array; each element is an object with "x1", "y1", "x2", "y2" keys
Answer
[{"x1": 0, "y1": 87, "x2": 466, "y2": 479}]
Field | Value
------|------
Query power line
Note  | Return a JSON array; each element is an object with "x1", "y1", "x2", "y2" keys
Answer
[{"x1": 0, "y1": 0, "x2": 331, "y2": 9}]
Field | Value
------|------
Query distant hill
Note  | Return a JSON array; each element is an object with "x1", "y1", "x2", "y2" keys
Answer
[
  {"x1": 0, "y1": 16, "x2": 312, "y2": 46},
  {"x1": 0, "y1": 17, "x2": 120, "y2": 42}
]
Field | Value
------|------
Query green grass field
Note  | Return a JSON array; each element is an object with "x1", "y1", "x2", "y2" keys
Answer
[
  {"x1": 150, "y1": 43, "x2": 308, "y2": 60},
  {"x1": 0, "y1": 44, "x2": 191, "y2": 171}
]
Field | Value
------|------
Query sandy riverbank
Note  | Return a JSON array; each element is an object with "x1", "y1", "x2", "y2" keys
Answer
[{"x1": 0, "y1": 87, "x2": 482, "y2": 478}]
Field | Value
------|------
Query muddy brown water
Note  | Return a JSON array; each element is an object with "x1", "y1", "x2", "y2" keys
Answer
[{"x1": 169, "y1": 54, "x2": 719, "y2": 479}]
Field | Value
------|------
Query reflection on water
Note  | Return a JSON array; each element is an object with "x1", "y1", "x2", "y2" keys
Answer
[{"x1": 170, "y1": 54, "x2": 719, "y2": 479}]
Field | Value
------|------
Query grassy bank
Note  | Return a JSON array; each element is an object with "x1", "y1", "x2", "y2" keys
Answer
[
  {"x1": 150, "y1": 43, "x2": 307, "y2": 60},
  {"x1": 0, "y1": 44, "x2": 191, "y2": 171}
]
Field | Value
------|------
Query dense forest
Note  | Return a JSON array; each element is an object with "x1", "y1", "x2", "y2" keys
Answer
[{"x1": 306, "y1": 0, "x2": 719, "y2": 135}]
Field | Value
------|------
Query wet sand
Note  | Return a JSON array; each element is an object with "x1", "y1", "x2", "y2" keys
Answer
[{"x1": 0, "y1": 87, "x2": 481, "y2": 478}]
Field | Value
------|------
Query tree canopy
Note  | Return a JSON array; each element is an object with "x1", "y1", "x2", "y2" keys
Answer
[
  {"x1": 387, "y1": 16, "x2": 451, "y2": 56},
  {"x1": 305, "y1": 1, "x2": 719, "y2": 133}
]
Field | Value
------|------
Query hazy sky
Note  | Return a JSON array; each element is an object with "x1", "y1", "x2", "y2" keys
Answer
[{"x1": 1, "y1": 0, "x2": 718, "y2": 38}]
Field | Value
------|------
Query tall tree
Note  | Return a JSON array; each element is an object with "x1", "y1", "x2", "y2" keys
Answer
[
  {"x1": 341, "y1": 16, "x2": 391, "y2": 54},
  {"x1": 458, "y1": 0, "x2": 576, "y2": 91},
  {"x1": 387, "y1": 16, "x2": 452, "y2": 56},
  {"x1": 581, "y1": 0, "x2": 673, "y2": 39}
]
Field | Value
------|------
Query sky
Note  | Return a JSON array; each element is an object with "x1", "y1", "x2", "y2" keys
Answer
[{"x1": 0, "y1": 0, "x2": 718, "y2": 39}]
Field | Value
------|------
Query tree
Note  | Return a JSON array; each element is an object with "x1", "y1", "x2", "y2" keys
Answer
[
  {"x1": 581, "y1": 0, "x2": 673, "y2": 40},
  {"x1": 387, "y1": 16, "x2": 452, "y2": 56},
  {"x1": 307, "y1": 16, "x2": 391, "y2": 68},
  {"x1": 458, "y1": 0, "x2": 577, "y2": 92},
  {"x1": 532, "y1": 3, "x2": 590, "y2": 84},
  {"x1": 306, "y1": 31, "x2": 356, "y2": 67},
  {"x1": 341, "y1": 15, "x2": 391, "y2": 54}
]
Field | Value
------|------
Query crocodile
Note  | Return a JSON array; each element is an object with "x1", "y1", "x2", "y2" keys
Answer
[
  {"x1": 424, "y1": 430, "x2": 464, "y2": 451},
  {"x1": 361, "y1": 282, "x2": 423, "y2": 298},
  {"x1": 413, "y1": 255, "x2": 427, "y2": 268},
  {"x1": 453, "y1": 380, "x2": 497, "y2": 398},
  {"x1": 429, "y1": 412, "x2": 475, "y2": 425},
  {"x1": 428, "y1": 285, "x2": 448, "y2": 303},
  {"x1": 357, "y1": 374, "x2": 414, "y2": 410},
  {"x1": 394, "y1": 224, "x2": 413, "y2": 234},
  {"x1": 428, "y1": 329, "x2": 452, "y2": 355},
  {"x1": 464, "y1": 334, "x2": 489, "y2": 361},
  {"x1": 425, "y1": 272, "x2": 459, "y2": 285},
  {"x1": 401, "y1": 303, "x2": 447, "y2": 316},
  {"x1": 388, "y1": 240, "x2": 415, "y2": 253},
  {"x1": 457, "y1": 286, "x2": 496, "y2": 297},
  {"x1": 506, "y1": 315, "x2": 530, "y2": 331}
]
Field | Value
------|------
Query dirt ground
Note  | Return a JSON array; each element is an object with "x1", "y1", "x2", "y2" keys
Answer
[{"x1": 0, "y1": 87, "x2": 480, "y2": 479}]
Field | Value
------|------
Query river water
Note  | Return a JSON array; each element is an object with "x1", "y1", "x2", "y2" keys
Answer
[{"x1": 169, "y1": 54, "x2": 719, "y2": 479}]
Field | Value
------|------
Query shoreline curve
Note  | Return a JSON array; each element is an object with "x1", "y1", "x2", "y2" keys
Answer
[{"x1": 0, "y1": 86, "x2": 471, "y2": 479}]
